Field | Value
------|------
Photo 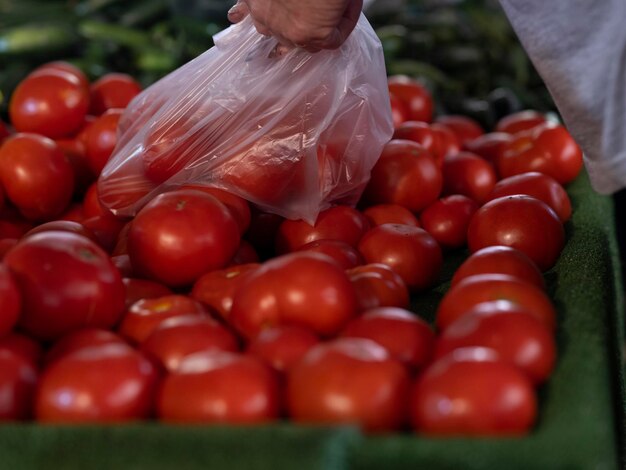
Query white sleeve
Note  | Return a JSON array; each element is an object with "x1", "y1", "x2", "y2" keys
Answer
[{"x1": 499, "y1": 0, "x2": 626, "y2": 194}]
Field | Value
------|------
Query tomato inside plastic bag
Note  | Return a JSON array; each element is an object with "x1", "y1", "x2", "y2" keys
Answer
[{"x1": 98, "y1": 14, "x2": 393, "y2": 224}]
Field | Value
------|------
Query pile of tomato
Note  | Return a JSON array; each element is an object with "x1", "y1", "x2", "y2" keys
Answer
[{"x1": 0, "y1": 63, "x2": 583, "y2": 436}]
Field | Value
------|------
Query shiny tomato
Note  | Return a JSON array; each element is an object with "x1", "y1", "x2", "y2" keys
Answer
[
  {"x1": 392, "y1": 121, "x2": 437, "y2": 156},
  {"x1": 358, "y1": 224, "x2": 442, "y2": 291},
  {"x1": 463, "y1": 132, "x2": 512, "y2": 165},
  {"x1": 363, "y1": 139, "x2": 442, "y2": 213},
  {"x1": 23, "y1": 220, "x2": 98, "y2": 244},
  {"x1": 0, "y1": 263, "x2": 21, "y2": 336},
  {"x1": 84, "y1": 108, "x2": 123, "y2": 176},
  {"x1": 430, "y1": 123, "x2": 462, "y2": 164},
  {"x1": 434, "y1": 115, "x2": 484, "y2": 146},
  {"x1": 180, "y1": 185, "x2": 251, "y2": 234},
  {"x1": 118, "y1": 294, "x2": 207, "y2": 344},
  {"x1": 128, "y1": 190, "x2": 240, "y2": 287},
  {"x1": 0, "y1": 134, "x2": 74, "y2": 221},
  {"x1": 410, "y1": 347, "x2": 536, "y2": 435},
  {"x1": 286, "y1": 338, "x2": 410, "y2": 432},
  {"x1": 451, "y1": 245, "x2": 545, "y2": 290},
  {"x1": 495, "y1": 110, "x2": 546, "y2": 135},
  {"x1": 246, "y1": 325, "x2": 321, "y2": 373},
  {"x1": 340, "y1": 307, "x2": 434, "y2": 370},
  {"x1": 0, "y1": 350, "x2": 37, "y2": 420},
  {"x1": 4, "y1": 231, "x2": 126, "y2": 340},
  {"x1": 362, "y1": 204, "x2": 420, "y2": 228},
  {"x1": 435, "y1": 301, "x2": 556, "y2": 384},
  {"x1": 89, "y1": 73, "x2": 142, "y2": 115},
  {"x1": 275, "y1": 205, "x2": 369, "y2": 254},
  {"x1": 347, "y1": 263, "x2": 410, "y2": 311},
  {"x1": 442, "y1": 152, "x2": 497, "y2": 203},
  {"x1": 157, "y1": 351, "x2": 280, "y2": 423},
  {"x1": 9, "y1": 70, "x2": 89, "y2": 138},
  {"x1": 387, "y1": 75, "x2": 433, "y2": 123},
  {"x1": 0, "y1": 332, "x2": 42, "y2": 367},
  {"x1": 467, "y1": 195, "x2": 565, "y2": 271},
  {"x1": 487, "y1": 172, "x2": 572, "y2": 222},
  {"x1": 32, "y1": 61, "x2": 89, "y2": 90},
  {"x1": 122, "y1": 277, "x2": 173, "y2": 308},
  {"x1": 36, "y1": 343, "x2": 158, "y2": 422},
  {"x1": 295, "y1": 239, "x2": 364, "y2": 270},
  {"x1": 230, "y1": 252, "x2": 357, "y2": 339},
  {"x1": 389, "y1": 92, "x2": 409, "y2": 128},
  {"x1": 44, "y1": 328, "x2": 127, "y2": 366},
  {"x1": 436, "y1": 274, "x2": 557, "y2": 331},
  {"x1": 419, "y1": 195, "x2": 479, "y2": 249}
]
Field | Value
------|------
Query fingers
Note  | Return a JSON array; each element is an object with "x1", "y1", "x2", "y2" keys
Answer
[
  {"x1": 227, "y1": 1, "x2": 249, "y2": 23},
  {"x1": 323, "y1": 0, "x2": 363, "y2": 49}
]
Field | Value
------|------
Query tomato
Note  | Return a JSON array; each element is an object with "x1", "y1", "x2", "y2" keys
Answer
[
  {"x1": 275, "y1": 205, "x2": 369, "y2": 254},
  {"x1": 435, "y1": 301, "x2": 556, "y2": 384},
  {"x1": 451, "y1": 245, "x2": 545, "y2": 290},
  {"x1": 358, "y1": 224, "x2": 442, "y2": 291},
  {"x1": 419, "y1": 195, "x2": 479, "y2": 249},
  {"x1": 436, "y1": 274, "x2": 557, "y2": 331},
  {"x1": 128, "y1": 190, "x2": 240, "y2": 287},
  {"x1": 247, "y1": 325, "x2": 321, "y2": 373},
  {"x1": 467, "y1": 195, "x2": 565, "y2": 271},
  {"x1": 0, "y1": 263, "x2": 21, "y2": 336},
  {"x1": 434, "y1": 115, "x2": 484, "y2": 146},
  {"x1": 488, "y1": 172, "x2": 572, "y2": 223},
  {"x1": 89, "y1": 73, "x2": 142, "y2": 115},
  {"x1": 341, "y1": 307, "x2": 434, "y2": 370},
  {"x1": 4, "y1": 231, "x2": 126, "y2": 341},
  {"x1": 230, "y1": 252, "x2": 357, "y2": 339},
  {"x1": 410, "y1": 347, "x2": 536, "y2": 435},
  {"x1": 23, "y1": 220, "x2": 98, "y2": 244},
  {"x1": 0, "y1": 332, "x2": 42, "y2": 367},
  {"x1": 430, "y1": 123, "x2": 461, "y2": 164},
  {"x1": 362, "y1": 204, "x2": 420, "y2": 228},
  {"x1": 228, "y1": 240, "x2": 260, "y2": 265},
  {"x1": 389, "y1": 92, "x2": 409, "y2": 128},
  {"x1": 82, "y1": 215, "x2": 127, "y2": 254},
  {"x1": 286, "y1": 338, "x2": 410, "y2": 432},
  {"x1": 180, "y1": 185, "x2": 251, "y2": 234},
  {"x1": 392, "y1": 121, "x2": 437, "y2": 156},
  {"x1": 0, "y1": 240, "x2": 18, "y2": 260},
  {"x1": 122, "y1": 278, "x2": 173, "y2": 308},
  {"x1": 9, "y1": 70, "x2": 89, "y2": 139},
  {"x1": 0, "y1": 350, "x2": 37, "y2": 420},
  {"x1": 295, "y1": 239, "x2": 364, "y2": 270},
  {"x1": 0, "y1": 220, "x2": 32, "y2": 240},
  {"x1": 157, "y1": 351, "x2": 280, "y2": 423},
  {"x1": 387, "y1": 75, "x2": 433, "y2": 123},
  {"x1": 191, "y1": 263, "x2": 261, "y2": 321},
  {"x1": 44, "y1": 328, "x2": 128, "y2": 366},
  {"x1": 141, "y1": 314, "x2": 239, "y2": 372},
  {"x1": 495, "y1": 110, "x2": 546, "y2": 135},
  {"x1": 55, "y1": 137, "x2": 94, "y2": 198},
  {"x1": 347, "y1": 263, "x2": 410, "y2": 311},
  {"x1": 442, "y1": 152, "x2": 497, "y2": 203},
  {"x1": 84, "y1": 108, "x2": 123, "y2": 176},
  {"x1": 118, "y1": 294, "x2": 208, "y2": 344},
  {"x1": 0, "y1": 134, "x2": 74, "y2": 221},
  {"x1": 363, "y1": 139, "x2": 442, "y2": 213},
  {"x1": 463, "y1": 132, "x2": 512, "y2": 166},
  {"x1": 36, "y1": 343, "x2": 158, "y2": 422},
  {"x1": 498, "y1": 123, "x2": 583, "y2": 184}
]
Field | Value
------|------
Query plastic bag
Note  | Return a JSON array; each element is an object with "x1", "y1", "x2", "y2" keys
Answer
[{"x1": 98, "y1": 13, "x2": 393, "y2": 224}]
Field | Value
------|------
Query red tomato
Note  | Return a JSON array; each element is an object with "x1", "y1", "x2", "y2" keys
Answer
[
  {"x1": 0, "y1": 332, "x2": 42, "y2": 367},
  {"x1": 247, "y1": 325, "x2": 321, "y2": 373},
  {"x1": 128, "y1": 190, "x2": 240, "y2": 287},
  {"x1": 434, "y1": 115, "x2": 484, "y2": 146},
  {"x1": 451, "y1": 245, "x2": 545, "y2": 290},
  {"x1": 430, "y1": 123, "x2": 462, "y2": 164},
  {"x1": 82, "y1": 215, "x2": 127, "y2": 254},
  {"x1": 435, "y1": 301, "x2": 555, "y2": 384},
  {"x1": 467, "y1": 195, "x2": 565, "y2": 271},
  {"x1": 436, "y1": 274, "x2": 557, "y2": 331},
  {"x1": 0, "y1": 263, "x2": 21, "y2": 336},
  {"x1": 340, "y1": 307, "x2": 434, "y2": 370},
  {"x1": 0, "y1": 240, "x2": 18, "y2": 260},
  {"x1": 387, "y1": 75, "x2": 433, "y2": 123},
  {"x1": 442, "y1": 152, "x2": 497, "y2": 203},
  {"x1": 410, "y1": 347, "x2": 536, "y2": 435},
  {"x1": 389, "y1": 92, "x2": 409, "y2": 128},
  {"x1": 180, "y1": 185, "x2": 251, "y2": 234},
  {"x1": 363, "y1": 139, "x2": 442, "y2": 213},
  {"x1": 275, "y1": 205, "x2": 369, "y2": 254},
  {"x1": 89, "y1": 73, "x2": 142, "y2": 115},
  {"x1": 296, "y1": 239, "x2": 364, "y2": 270},
  {"x1": 84, "y1": 108, "x2": 123, "y2": 176},
  {"x1": 118, "y1": 294, "x2": 207, "y2": 344},
  {"x1": 495, "y1": 110, "x2": 546, "y2": 135},
  {"x1": 60, "y1": 203, "x2": 86, "y2": 223},
  {"x1": 362, "y1": 204, "x2": 420, "y2": 228},
  {"x1": 347, "y1": 263, "x2": 410, "y2": 311},
  {"x1": 287, "y1": 338, "x2": 410, "y2": 432},
  {"x1": 32, "y1": 61, "x2": 89, "y2": 90},
  {"x1": 230, "y1": 252, "x2": 357, "y2": 339},
  {"x1": 228, "y1": 240, "x2": 260, "y2": 265},
  {"x1": 141, "y1": 314, "x2": 239, "y2": 372},
  {"x1": 392, "y1": 121, "x2": 437, "y2": 156},
  {"x1": 419, "y1": 195, "x2": 479, "y2": 249},
  {"x1": 23, "y1": 220, "x2": 98, "y2": 244},
  {"x1": 463, "y1": 132, "x2": 512, "y2": 165},
  {"x1": 122, "y1": 278, "x2": 173, "y2": 308},
  {"x1": 358, "y1": 224, "x2": 442, "y2": 291},
  {"x1": 157, "y1": 351, "x2": 280, "y2": 423},
  {"x1": 54, "y1": 137, "x2": 94, "y2": 199},
  {"x1": 4, "y1": 231, "x2": 126, "y2": 341},
  {"x1": 191, "y1": 263, "x2": 261, "y2": 321},
  {"x1": 44, "y1": 328, "x2": 128, "y2": 366},
  {"x1": 9, "y1": 70, "x2": 89, "y2": 138},
  {"x1": 0, "y1": 134, "x2": 74, "y2": 221},
  {"x1": 36, "y1": 344, "x2": 158, "y2": 422},
  {"x1": 0, "y1": 350, "x2": 37, "y2": 420},
  {"x1": 488, "y1": 172, "x2": 572, "y2": 223}
]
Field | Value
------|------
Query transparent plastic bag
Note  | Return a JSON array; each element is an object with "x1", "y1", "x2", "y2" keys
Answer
[{"x1": 98, "y1": 14, "x2": 393, "y2": 224}]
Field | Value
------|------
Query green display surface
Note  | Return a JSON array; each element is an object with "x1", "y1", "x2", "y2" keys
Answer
[{"x1": 1, "y1": 172, "x2": 623, "y2": 470}]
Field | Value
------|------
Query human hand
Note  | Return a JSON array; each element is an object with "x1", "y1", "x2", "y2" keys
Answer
[{"x1": 227, "y1": 0, "x2": 363, "y2": 52}]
